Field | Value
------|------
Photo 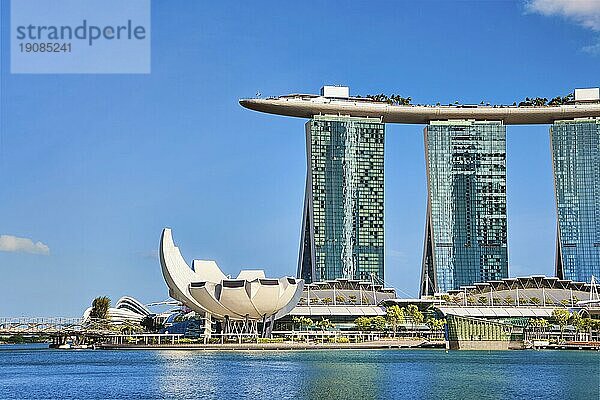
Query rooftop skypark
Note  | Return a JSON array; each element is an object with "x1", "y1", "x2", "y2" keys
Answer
[
  {"x1": 240, "y1": 86, "x2": 600, "y2": 125},
  {"x1": 266, "y1": 89, "x2": 598, "y2": 108}
]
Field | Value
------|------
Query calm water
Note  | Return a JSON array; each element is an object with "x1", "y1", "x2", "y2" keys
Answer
[{"x1": 0, "y1": 344, "x2": 598, "y2": 399}]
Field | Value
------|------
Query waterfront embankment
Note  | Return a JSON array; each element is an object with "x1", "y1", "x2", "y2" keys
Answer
[
  {"x1": 97, "y1": 339, "x2": 600, "y2": 351},
  {"x1": 99, "y1": 339, "x2": 442, "y2": 351}
]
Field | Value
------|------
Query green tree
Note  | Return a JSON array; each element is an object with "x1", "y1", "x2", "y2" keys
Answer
[
  {"x1": 292, "y1": 316, "x2": 313, "y2": 330},
  {"x1": 406, "y1": 304, "x2": 424, "y2": 337},
  {"x1": 354, "y1": 317, "x2": 371, "y2": 331},
  {"x1": 292, "y1": 316, "x2": 301, "y2": 328},
  {"x1": 477, "y1": 297, "x2": 488, "y2": 305},
  {"x1": 335, "y1": 295, "x2": 346, "y2": 304},
  {"x1": 588, "y1": 319, "x2": 600, "y2": 339},
  {"x1": 317, "y1": 318, "x2": 334, "y2": 330},
  {"x1": 552, "y1": 308, "x2": 571, "y2": 341},
  {"x1": 425, "y1": 317, "x2": 446, "y2": 335},
  {"x1": 519, "y1": 297, "x2": 528, "y2": 305},
  {"x1": 304, "y1": 317, "x2": 314, "y2": 329},
  {"x1": 385, "y1": 305, "x2": 405, "y2": 336},
  {"x1": 365, "y1": 93, "x2": 412, "y2": 106},
  {"x1": 370, "y1": 316, "x2": 386, "y2": 331},
  {"x1": 504, "y1": 296, "x2": 514, "y2": 305},
  {"x1": 89, "y1": 296, "x2": 111, "y2": 321},
  {"x1": 530, "y1": 297, "x2": 541, "y2": 306},
  {"x1": 570, "y1": 313, "x2": 589, "y2": 340},
  {"x1": 121, "y1": 322, "x2": 144, "y2": 335},
  {"x1": 528, "y1": 318, "x2": 549, "y2": 338},
  {"x1": 548, "y1": 93, "x2": 574, "y2": 106},
  {"x1": 141, "y1": 315, "x2": 158, "y2": 332},
  {"x1": 321, "y1": 297, "x2": 332, "y2": 305}
]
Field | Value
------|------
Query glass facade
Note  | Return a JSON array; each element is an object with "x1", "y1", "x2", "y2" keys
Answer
[
  {"x1": 421, "y1": 121, "x2": 508, "y2": 295},
  {"x1": 551, "y1": 119, "x2": 600, "y2": 283},
  {"x1": 298, "y1": 116, "x2": 384, "y2": 283}
]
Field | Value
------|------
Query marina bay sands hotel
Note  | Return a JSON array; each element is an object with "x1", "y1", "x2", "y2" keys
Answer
[{"x1": 240, "y1": 86, "x2": 600, "y2": 296}]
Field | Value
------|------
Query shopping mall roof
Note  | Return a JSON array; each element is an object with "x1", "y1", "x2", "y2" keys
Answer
[
  {"x1": 447, "y1": 275, "x2": 592, "y2": 295},
  {"x1": 288, "y1": 305, "x2": 386, "y2": 317}
]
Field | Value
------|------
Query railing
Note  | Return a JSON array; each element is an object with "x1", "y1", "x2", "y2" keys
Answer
[
  {"x1": 0, "y1": 317, "x2": 84, "y2": 334},
  {"x1": 101, "y1": 330, "x2": 442, "y2": 347}
]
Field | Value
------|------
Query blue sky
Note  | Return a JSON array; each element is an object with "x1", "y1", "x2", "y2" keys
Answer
[{"x1": 1, "y1": 1, "x2": 599, "y2": 315}]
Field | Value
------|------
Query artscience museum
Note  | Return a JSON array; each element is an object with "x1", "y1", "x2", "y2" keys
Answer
[{"x1": 159, "y1": 228, "x2": 304, "y2": 337}]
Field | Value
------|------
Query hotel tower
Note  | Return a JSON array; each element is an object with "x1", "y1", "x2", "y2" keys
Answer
[
  {"x1": 298, "y1": 113, "x2": 385, "y2": 284},
  {"x1": 551, "y1": 118, "x2": 600, "y2": 282},
  {"x1": 420, "y1": 121, "x2": 509, "y2": 296}
]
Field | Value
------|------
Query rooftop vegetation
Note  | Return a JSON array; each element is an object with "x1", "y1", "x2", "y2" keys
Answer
[
  {"x1": 357, "y1": 91, "x2": 596, "y2": 107},
  {"x1": 355, "y1": 93, "x2": 412, "y2": 105}
]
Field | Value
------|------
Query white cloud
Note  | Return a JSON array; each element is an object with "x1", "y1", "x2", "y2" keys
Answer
[
  {"x1": 525, "y1": 0, "x2": 600, "y2": 31},
  {"x1": 582, "y1": 40, "x2": 600, "y2": 54},
  {"x1": 0, "y1": 234, "x2": 50, "y2": 255}
]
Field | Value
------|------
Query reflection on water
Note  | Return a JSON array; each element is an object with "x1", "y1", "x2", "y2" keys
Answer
[{"x1": 0, "y1": 346, "x2": 597, "y2": 399}]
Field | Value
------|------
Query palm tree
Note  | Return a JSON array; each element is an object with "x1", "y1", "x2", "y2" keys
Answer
[
  {"x1": 385, "y1": 305, "x2": 405, "y2": 337},
  {"x1": 426, "y1": 317, "x2": 446, "y2": 339},
  {"x1": 538, "y1": 319, "x2": 549, "y2": 338},
  {"x1": 549, "y1": 96, "x2": 562, "y2": 106},
  {"x1": 552, "y1": 308, "x2": 571, "y2": 342},
  {"x1": 317, "y1": 318, "x2": 334, "y2": 330},
  {"x1": 406, "y1": 304, "x2": 424, "y2": 337},
  {"x1": 528, "y1": 318, "x2": 549, "y2": 339},
  {"x1": 292, "y1": 316, "x2": 313, "y2": 330},
  {"x1": 571, "y1": 313, "x2": 589, "y2": 340}
]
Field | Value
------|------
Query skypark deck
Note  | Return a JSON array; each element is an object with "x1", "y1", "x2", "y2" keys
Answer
[{"x1": 239, "y1": 95, "x2": 600, "y2": 125}]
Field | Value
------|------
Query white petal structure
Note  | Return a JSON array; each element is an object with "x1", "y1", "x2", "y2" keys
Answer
[
  {"x1": 82, "y1": 296, "x2": 151, "y2": 325},
  {"x1": 159, "y1": 228, "x2": 304, "y2": 321}
]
